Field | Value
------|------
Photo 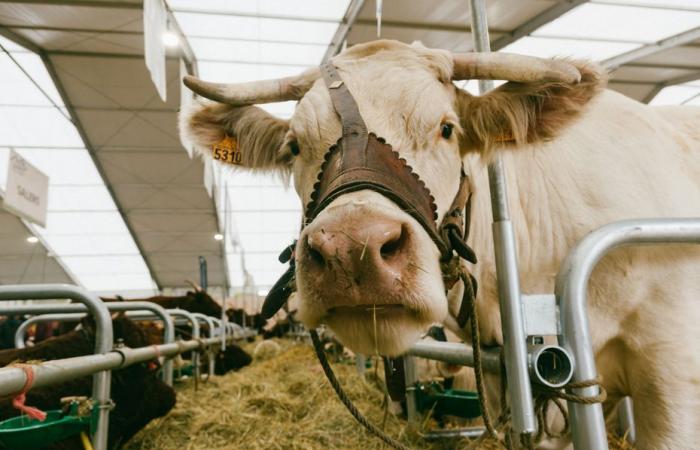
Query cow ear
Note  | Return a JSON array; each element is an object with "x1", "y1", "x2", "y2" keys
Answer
[
  {"x1": 455, "y1": 60, "x2": 607, "y2": 153},
  {"x1": 180, "y1": 101, "x2": 292, "y2": 173}
]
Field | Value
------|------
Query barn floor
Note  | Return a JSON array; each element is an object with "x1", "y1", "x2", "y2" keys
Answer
[{"x1": 125, "y1": 339, "x2": 633, "y2": 450}]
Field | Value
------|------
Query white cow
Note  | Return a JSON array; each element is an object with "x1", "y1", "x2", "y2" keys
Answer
[{"x1": 180, "y1": 40, "x2": 700, "y2": 449}]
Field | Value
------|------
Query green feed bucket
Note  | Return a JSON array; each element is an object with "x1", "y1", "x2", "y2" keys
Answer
[
  {"x1": 0, "y1": 410, "x2": 90, "y2": 450},
  {"x1": 415, "y1": 382, "x2": 482, "y2": 419}
]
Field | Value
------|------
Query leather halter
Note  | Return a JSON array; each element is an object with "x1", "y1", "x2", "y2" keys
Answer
[{"x1": 262, "y1": 61, "x2": 477, "y2": 320}]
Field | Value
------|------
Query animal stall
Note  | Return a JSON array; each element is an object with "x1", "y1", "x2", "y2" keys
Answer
[{"x1": 0, "y1": 284, "x2": 244, "y2": 450}]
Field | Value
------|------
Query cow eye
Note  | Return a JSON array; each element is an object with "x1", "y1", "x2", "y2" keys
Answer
[
  {"x1": 290, "y1": 141, "x2": 300, "y2": 156},
  {"x1": 441, "y1": 123, "x2": 454, "y2": 140}
]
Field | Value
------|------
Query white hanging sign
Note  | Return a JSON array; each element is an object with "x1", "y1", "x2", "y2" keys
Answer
[
  {"x1": 3, "y1": 150, "x2": 49, "y2": 227},
  {"x1": 144, "y1": 0, "x2": 168, "y2": 101},
  {"x1": 179, "y1": 58, "x2": 195, "y2": 158}
]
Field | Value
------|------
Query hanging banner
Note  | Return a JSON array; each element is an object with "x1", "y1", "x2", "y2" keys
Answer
[
  {"x1": 179, "y1": 58, "x2": 195, "y2": 158},
  {"x1": 3, "y1": 150, "x2": 49, "y2": 227},
  {"x1": 144, "y1": 0, "x2": 167, "y2": 101}
]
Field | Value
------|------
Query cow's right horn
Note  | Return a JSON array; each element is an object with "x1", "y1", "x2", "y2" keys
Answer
[
  {"x1": 452, "y1": 52, "x2": 581, "y2": 84},
  {"x1": 183, "y1": 67, "x2": 320, "y2": 106}
]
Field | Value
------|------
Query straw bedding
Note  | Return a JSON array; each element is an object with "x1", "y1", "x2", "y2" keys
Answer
[{"x1": 125, "y1": 339, "x2": 633, "y2": 450}]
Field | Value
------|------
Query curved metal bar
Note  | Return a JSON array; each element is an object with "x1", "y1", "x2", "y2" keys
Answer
[
  {"x1": 210, "y1": 317, "x2": 224, "y2": 338},
  {"x1": 8, "y1": 301, "x2": 175, "y2": 386},
  {"x1": 14, "y1": 313, "x2": 85, "y2": 349},
  {"x1": 166, "y1": 309, "x2": 200, "y2": 382},
  {"x1": 407, "y1": 340, "x2": 502, "y2": 373},
  {"x1": 555, "y1": 218, "x2": 700, "y2": 450},
  {"x1": 0, "y1": 284, "x2": 113, "y2": 450},
  {"x1": 190, "y1": 313, "x2": 217, "y2": 378},
  {"x1": 190, "y1": 313, "x2": 215, "y2": 337}
]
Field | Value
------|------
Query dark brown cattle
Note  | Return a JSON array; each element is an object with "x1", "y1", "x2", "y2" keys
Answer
[
  {"x1": 103, "y1": 290, "x2": 223, "y2": 318},
  {"x1": 104, "y1": 291, "x2": 268, "y2": 335},
  {"x1": 0, "y1": 316, "x2": 176, "y2": 449}
]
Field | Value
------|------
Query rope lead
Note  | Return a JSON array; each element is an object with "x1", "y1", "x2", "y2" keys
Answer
[{"x1": 310, "y1": 329, "x2": 412, "y2": 450}]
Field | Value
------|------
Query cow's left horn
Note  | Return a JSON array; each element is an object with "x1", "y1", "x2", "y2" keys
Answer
[
  {"x1": 452, "y1": 52, "x2": 581, "y2": 84},
  {"x1": 183, "y1": 67, "x2": 320, "y2": 106}
]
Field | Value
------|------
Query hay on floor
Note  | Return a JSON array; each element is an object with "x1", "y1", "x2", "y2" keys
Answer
[{"x1": 125, "y1": 339, "x2": 633, "y2": 450}]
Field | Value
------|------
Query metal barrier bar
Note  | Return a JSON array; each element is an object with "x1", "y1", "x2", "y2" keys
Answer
[
  {"x1": 555, "y1": 218, "x2": 700, "y2": 450},
  {"x1": 6, "y1": 302, "x2": 175, "y2": 386},
  {"x1": 468, "y1": 0, "x2": 536, "y2": 438},
  {"x1": 167, "y1": 309, "x2": 200, "y2": 382},
  {"x1": 191, "y1": 313, "x2": 217, "y2": 378},
  {"x1": 0, "y1": 337, "x2": 226, "y2": 397},
  {"x1": 14, "y1": 313, "x2": 189, "y2": 349},
  {"x1": 407, "y1": 340, "x2": 501, "y2": 373},
  {"x1": 0, "y1": 284, "x2": 113, "y2": 450},
  {"x1": 15, "y1": 313, "x2": 84, "y2": 349}
]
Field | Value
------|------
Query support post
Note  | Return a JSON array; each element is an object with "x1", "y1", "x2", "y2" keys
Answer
[
  {"x1": 468, "y1": 0, "x2": 536, "y2": 440},
  {"x1": 403, "y1": 355, "x2": 419, "y2": 423},
  {"x1": 0, "y1": 285, "x2": 113, "y2": 450},
  {"x1": 191, "y1": 312, "x2": 217, "y2": 378}
]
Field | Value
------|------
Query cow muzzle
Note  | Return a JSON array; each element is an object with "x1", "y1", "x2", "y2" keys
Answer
[{"x1": 300, "y1": 202, "x2": 415, "y2": 301}]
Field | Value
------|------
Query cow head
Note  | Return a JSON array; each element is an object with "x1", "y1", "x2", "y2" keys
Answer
[{"x1": 180, "y1": 40, "x2": 604, "y2": 356}]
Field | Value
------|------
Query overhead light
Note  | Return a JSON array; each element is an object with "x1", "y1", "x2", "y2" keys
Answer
[
  {"x1": 257, "y1": 289, "x2": 269, "y2": 297},
  {"x1": 26, "y1": 236, "x2": 39, "y2": 244},
  {"x1": 214, "y1": 233, "x2": 224, "y2": 241},
  {"x1": 162, "y1": 31, "x2": 179, "y2": 47}
]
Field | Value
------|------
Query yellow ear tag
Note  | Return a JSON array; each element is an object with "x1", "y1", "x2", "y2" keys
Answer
[{"x1": 213, "y1": 136, "x2": 242, "y2": 165}]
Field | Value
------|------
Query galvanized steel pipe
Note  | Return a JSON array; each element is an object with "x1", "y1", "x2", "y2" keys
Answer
[
  {"x1": 468, "y1": 0, "x2": 536, "y2": 438},
  {"x1": 0, "y1": 284, "x2": 113, "y2": 450},
  {"x1": 6, "y1": 302, "x2": 175, "y2": 386},
  {"x1": 556, "y1": 218, "x2": 700, "y2": 449},
  {"x1": 0, "y1": 337, "x2": 224, "y2": 398},
  {"x1": 407, "y1": 340, "x2": 502, "y2": 373}
]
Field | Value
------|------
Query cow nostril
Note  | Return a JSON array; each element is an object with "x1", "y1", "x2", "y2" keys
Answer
[
  {"x1": 380, "y1": 226, "x2": 407, "y2": 259},
  {"x1": 305, "y1": 238, "x2": 326, "y2": 267}
]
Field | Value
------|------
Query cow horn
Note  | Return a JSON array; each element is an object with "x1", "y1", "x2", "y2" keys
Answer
[
  {"x1": 183, "y1": 67, "x2": 321, "y2": 106},
  {"x1": 185, "y1": 279, "x2": 202, "y2": 292},
  {"x1": 452, "y1": 52, "x2": 581, "y2": 84}
]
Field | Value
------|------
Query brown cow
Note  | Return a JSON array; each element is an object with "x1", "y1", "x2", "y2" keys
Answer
[{"x1": 0, "y1": 316, "x2": 176, "y2": 449}]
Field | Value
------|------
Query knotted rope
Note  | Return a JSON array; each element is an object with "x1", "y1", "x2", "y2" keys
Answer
[
  {"x1": 460, "y1": 268, "x2": 607, "y2": 449},
  {"x1": 12, "y1": 364, "x2": 47, "y2": 421}
]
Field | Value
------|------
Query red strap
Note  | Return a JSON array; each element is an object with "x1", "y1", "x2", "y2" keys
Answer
[
  {"x1": 12, "y1": 365, "x2": 47, "y2": 422},
  {"x1": 148, "y1": 345, "x2": 161, "y2": 371}
]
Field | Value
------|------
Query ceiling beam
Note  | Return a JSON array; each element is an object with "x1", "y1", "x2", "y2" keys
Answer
[
  {"x1": 355, "y1": 17, "x2": 480, "y2": 34},
  {"x1": 604, "y1": 26, "x2": 700, "y2": 69},
  {"x1": 625, "y1": 62, "x2": 700, "y2": 71},
  {"x1": 4, "y1": 24, "x2": 142, "y2": 35},
  {"x1": 641, "y1": 69, "x2": 700, "y2": 104},
  {"x1": 591, "y1": 0, "x2": 700, "y2": 13},
  {"x1": 490, "y1": 0, "x2": 589, "y2": 51},
  {"x1": 641, "y1": 84, "x2": 664, "y2": 104},
  {"x1": 170, "y1": 7, "x2": 339, "y2": 24},
  {"x1": 323, "y1": 0, "x2": 365, "y2": 62},
  {"x1": 0, "y1": 0, "x2": 141, "y2": 9}
]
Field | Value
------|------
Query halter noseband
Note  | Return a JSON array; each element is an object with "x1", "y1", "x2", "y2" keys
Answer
[{"x1": 262, "y1": 61, "x2": 477, "y2": 322}]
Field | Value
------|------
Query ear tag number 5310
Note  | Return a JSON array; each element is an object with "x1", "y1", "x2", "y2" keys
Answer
[{"x1": 213, "y1": 136, "x2": 242, "y2": 165}]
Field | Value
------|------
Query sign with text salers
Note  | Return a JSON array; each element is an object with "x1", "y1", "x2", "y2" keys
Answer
[{"x1": 3, "y1": 150, "x2": 49, "y2": 227}]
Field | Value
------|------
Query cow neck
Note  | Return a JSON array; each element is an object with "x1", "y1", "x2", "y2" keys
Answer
[{"x1": 261, "y1": 61, "x2": 478, "y2": 321}]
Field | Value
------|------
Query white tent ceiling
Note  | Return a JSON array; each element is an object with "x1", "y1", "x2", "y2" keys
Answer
[
  {"x1": 0, "y1": 0, "x2": 697, "y2": 296},
  {"x1": 0, "y1": 1, "x2": 227, "y2": 295}
]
